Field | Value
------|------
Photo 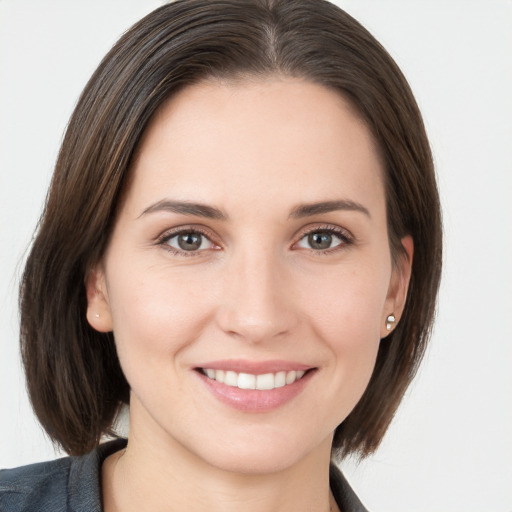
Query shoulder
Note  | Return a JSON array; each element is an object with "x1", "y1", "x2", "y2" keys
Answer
[
  {"x1": 0, "y1": 457, "x2": 72, "y2": 512},
  {"x1": 0, "y1": 438, "x2": 127, "y2": 512}
]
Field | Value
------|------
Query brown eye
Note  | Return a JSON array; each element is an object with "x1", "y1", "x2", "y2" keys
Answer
[
  {"x1": 164, "y1": 230, "x2": 213, "y2": 252},
  {"x1": 308, "y1": 232, "x2": 333, "y2": 250},
  {"x1": 177, "y1": 233, "x2": 203, "y2": 251},
  {"x1": 296, "y1": 229, "x2": 349, "y2": 252}
]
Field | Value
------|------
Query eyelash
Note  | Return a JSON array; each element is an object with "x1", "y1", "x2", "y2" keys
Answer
[
  {"x1": 297, "y1": 225, "x2": 354, "y2": 255},
  {"x1": 157, "y1": 227, "x2": 217, "y2": 257},
  {"x1": 156, "y1": 225, "x2": 354, "y2": 257}
]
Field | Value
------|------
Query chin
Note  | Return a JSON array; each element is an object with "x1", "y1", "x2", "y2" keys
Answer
[
  {"x1": 184, "y1": 429, "x2": 333, "y2": 476},
  {"x1": 202, "y1": 450, "x2": 307, "y2": 476}
]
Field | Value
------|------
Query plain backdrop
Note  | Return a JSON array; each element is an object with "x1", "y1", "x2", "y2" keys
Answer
[{"x1": 1, "y1": 1, "x2": 511, "y2": 511}]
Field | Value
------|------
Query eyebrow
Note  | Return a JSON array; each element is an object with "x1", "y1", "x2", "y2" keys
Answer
[
  {"x1": 139, "y1": 200, "x2": 227, "y2": 220},
  {"x1": 139, "y1": 198, "x2": 370, "y2": 221},
  {"x1": 288, "y1": 199, "x2": 370, "y2": 219}
]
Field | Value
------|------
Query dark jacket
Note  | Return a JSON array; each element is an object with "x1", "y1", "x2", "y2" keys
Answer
[{"x1": 0, "y1": 438, "x2": 368, "y2": 511}]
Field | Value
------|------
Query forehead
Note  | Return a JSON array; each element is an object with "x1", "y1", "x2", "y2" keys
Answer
[{"x1": 127, "y1": 77, "x2": 385, "y2": 216}]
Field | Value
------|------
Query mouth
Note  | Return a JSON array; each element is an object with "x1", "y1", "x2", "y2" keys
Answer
[
  {"x1": 197, "y1": 368, "x2": 308, "y2": 391},
  {"x1": 193, "y1": 360, "x2": 317, "y2": 411}
]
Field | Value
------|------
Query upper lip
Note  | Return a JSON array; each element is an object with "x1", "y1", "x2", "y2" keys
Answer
[{"x1": 195, "y1": 359, "x2": 314, "y2": 374}]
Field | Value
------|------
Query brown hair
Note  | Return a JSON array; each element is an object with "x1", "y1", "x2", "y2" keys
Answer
[{"x1": 20, "y1": 0, "x2": 442, "y2": 457}]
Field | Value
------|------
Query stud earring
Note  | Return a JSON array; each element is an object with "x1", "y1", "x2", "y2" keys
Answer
[
  {"x1": 95, "y1": 313, "x2": 100, "y2": 318},
  {"x1": 386, "y1": 314, "x2": 396, "y2": 331}
]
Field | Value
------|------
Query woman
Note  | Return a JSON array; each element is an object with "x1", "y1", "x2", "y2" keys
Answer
[{"x1": 0, "y1": 0, "x2": 441, "y2": 510}]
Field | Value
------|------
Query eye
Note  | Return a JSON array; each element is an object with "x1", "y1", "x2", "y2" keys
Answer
[
  {"x1": 295, "y1": 228, "x2": 351, "y2": 252},
  {"x1": 160, "y1": 229, "x2": 218, "y2": 255}
]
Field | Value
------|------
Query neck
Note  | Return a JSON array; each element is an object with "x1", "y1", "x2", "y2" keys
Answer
[{"x1": 103, "y1": 417, "x2": 336, "y2": 512}]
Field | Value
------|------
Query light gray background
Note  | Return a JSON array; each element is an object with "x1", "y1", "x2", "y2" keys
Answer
[{"x1": 1, "y1": 1, "x2": 511, "y2": 511}]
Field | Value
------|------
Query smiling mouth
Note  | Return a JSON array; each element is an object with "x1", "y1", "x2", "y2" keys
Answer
[{"x1": 198, "y1": 368, "x2": 309, "y2": 391}]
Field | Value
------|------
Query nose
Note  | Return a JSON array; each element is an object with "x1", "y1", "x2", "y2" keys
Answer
[{"x1": 215, "y1": 248, "x2": 299, "y2": 344}]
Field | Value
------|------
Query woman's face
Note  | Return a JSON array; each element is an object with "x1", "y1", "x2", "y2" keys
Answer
[{"x1": 87, "y1": 78, "x2": 411, "y2": 474}]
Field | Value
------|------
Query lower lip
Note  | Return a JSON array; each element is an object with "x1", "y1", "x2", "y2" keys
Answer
[{"x1": 196, "y1": 370, "x2": 315, "y2": 412}]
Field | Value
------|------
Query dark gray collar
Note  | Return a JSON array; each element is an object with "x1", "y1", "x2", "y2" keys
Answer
[
  {"x1": 68, "y1": 438, "x2": 127, "y2": 512},
  {"x1": 68, "y1": 439, "x2": 367, "y2": 512}
]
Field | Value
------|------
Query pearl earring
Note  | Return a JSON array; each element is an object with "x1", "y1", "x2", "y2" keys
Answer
[
  {"x1": 386, "y1": 314, "x2": 396, "y2": 331},
  {"x1": 95, "y1": 313, "x2": 100, "y2": 318}
]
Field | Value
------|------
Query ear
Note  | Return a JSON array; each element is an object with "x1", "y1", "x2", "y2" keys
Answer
[
  {"x1": 381, "y1": 235, "x2": 414, "y2": 338},
  {"x1": 85, "y1": 264, "x2": 113, "y2": 333}
]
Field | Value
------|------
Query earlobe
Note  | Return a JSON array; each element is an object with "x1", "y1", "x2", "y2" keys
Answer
[
  {"x1": 381, "y1": 235, "x2": 414, "y2": 338},
  {"x1": 85, "y1": 265, "x2": 113, "y2": 333}
]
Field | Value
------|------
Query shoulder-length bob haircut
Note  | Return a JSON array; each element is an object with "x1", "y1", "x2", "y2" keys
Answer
[{"x1": 20, "y1": 0, "x2": 442, "y2": 458}]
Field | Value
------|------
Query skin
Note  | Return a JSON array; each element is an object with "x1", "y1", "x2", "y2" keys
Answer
[{"x1": 86, "y1": 77, "x2": 412, "y2": 512}]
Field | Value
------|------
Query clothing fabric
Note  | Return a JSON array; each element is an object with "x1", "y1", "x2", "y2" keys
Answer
[{"x1": 0, "y1": 438, "x2": 368, "y2": 512}]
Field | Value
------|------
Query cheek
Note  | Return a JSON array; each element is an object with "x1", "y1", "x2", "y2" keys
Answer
[
  {"x1": 305, "y1": 261, "x2": 389, "y2": 342},
  {"x1": 105, "y1": 265, "x2": 215, "y2": 379},
  {"x1": 301, "y1": 262, "x2": 389, "y2": 400}
]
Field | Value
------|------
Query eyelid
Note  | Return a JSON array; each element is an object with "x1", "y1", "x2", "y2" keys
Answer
[
  {"x1": 156, "y1": 225, "x2": 220, "y2": 256},
  {"x1": 154, "y1": 223, "x2": 354, "y2": 257},
  {"x1": 292, "y1": 224, "x2": 354, "y2": 252}
]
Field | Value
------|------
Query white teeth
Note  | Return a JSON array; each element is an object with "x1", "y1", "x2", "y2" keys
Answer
[
  {"x1": 274, "y1": 371, "x2": 286, "y2": 388},
  {"x1": 238, "y1": 373, "x2": 256, "y2": 389},
  {"x1": 202, "y1": 368, "x2": 307, "y2": 390},
  {"x1": 256, "y1": 373, "x2": 274, "y2": 390},
  {"x1": 285, "y1": 370, "x2": 296, "y2": 385},
  {"x1": 224, "y1": 371, "x2": 238, "y2": 386}
]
